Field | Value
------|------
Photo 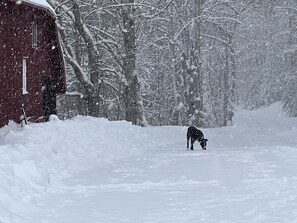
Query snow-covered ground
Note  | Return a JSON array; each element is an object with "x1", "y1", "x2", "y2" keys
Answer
[{"x1": 1, "y1": 103, "x2": 297, "y2": 223}]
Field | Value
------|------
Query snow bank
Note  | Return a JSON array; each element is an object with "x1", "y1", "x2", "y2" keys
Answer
[
  {"x1": 207, "y1": 102, "x2": 297, "y2": 149},
  {"x1": 0, "y1": 116, "x2": 150, "y2": 222}
]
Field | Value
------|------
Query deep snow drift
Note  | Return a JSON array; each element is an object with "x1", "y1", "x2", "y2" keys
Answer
[{"x1": 1, "y1": 103, "x2": 297, "y2": 222}]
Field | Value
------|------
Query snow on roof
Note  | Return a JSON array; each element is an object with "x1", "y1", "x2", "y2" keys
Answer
[{"x1": 18, "y1": 0, "x2": 54, "y2": 14}]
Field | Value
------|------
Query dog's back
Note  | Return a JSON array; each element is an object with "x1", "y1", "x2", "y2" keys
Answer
[{"x1": 187, "y1": 126, "x2": 204, "y2": 140}]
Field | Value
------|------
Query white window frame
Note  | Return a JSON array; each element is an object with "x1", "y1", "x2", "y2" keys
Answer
[
  {"x1": 22, "y1": 57, "x2": 28, "y2": 95},
  {"x1": 32, "y1": 18, "x2": 38, "y2": 48}
]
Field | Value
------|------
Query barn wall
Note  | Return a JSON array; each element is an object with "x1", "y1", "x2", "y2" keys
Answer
[{"x1": 0, "y1": 0, "x2": 65, "y2": 127}]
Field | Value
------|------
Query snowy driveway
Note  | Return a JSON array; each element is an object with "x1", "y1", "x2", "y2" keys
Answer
[{"x1": 38, "y1": 121, "x2": 297, "y2": 222}]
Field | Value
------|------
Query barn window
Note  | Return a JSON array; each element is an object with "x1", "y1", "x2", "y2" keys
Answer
[
  {"x1": 32, "y1": 18, "x2": 38, "y2": 48},
  {"x1": 22, "y1": 57, "x2": 28, "y2": 94}
]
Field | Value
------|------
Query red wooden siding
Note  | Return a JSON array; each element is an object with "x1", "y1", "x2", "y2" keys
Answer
[{"x1": 0, "y1": 0, "x2": 65, "y2": 127}]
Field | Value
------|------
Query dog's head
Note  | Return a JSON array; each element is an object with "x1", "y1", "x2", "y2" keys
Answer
[{"x1": 200, "y1": 138, "x2": 208, "y2": 150}]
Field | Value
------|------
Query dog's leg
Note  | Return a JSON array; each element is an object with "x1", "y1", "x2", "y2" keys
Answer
[
  {"x1": 190, "y1": 137, "x2": 195, "y2": 150},
  {"x1": 187, "y1": 131, "x2": 190, "y2": 150}
]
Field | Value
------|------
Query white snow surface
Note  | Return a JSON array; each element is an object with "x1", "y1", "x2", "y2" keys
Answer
[{"x1": 1, "y1": 103, "x2": 297, "y2": 222}]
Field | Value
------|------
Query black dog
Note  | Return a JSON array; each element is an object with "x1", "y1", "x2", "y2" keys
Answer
[{"x1": 187, "y1": 126, "x2": 208, "y2": 150}]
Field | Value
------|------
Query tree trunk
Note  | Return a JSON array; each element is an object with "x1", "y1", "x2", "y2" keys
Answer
[
  {"x1": 70, "y1": 0, "x2": 102, "y2": 117},
  {"x1": 169, "y1": 6, "x2": 179, "y2": 125},
  {"x1": 223, "y1": 45, "x2": 229, "y2": 127},
  {"x1": 188, "y1": 0, "x2": 204, "y2": 127},
  {"x1": 121, "y1": 0, "x2": 140, "y2": 125}
]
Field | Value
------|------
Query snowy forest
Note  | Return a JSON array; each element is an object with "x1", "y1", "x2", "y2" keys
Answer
[{"x1": 47, "y1": 0, "x2": 297, "y2": 127}]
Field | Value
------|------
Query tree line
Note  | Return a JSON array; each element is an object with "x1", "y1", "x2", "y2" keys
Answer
[{"x1": 47, "y1": 0, "x2": 297, "y2": 127}]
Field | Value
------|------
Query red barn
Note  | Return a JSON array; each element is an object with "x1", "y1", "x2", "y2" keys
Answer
[{"x1": 0, "y1": 0, "x2": 66, "y2": 127}]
